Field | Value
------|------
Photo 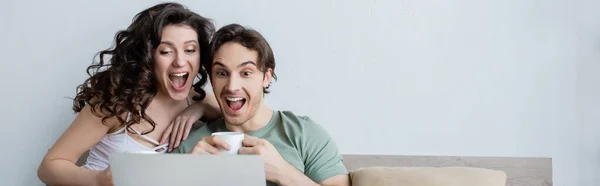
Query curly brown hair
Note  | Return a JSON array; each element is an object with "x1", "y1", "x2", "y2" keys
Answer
[{"x1": 72, "y1": 2, "x2": 215, "y2": 134}]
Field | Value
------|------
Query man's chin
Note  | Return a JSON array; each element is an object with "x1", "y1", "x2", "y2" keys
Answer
[{"x1": 223, "y1": 115, "x2": 247, "y2": 126}]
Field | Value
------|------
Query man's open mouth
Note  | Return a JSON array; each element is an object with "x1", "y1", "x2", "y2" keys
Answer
[{"x1": 226, "y1": 97, "x2": 246, "y2": 111}]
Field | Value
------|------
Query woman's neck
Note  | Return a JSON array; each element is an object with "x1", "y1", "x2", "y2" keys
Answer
[
  {"x1": 153, "y1": 91, "x2": 182, "y2": 107},
  {"x1": 147, "y1": 91, "x2": 187, "y2": 115}
]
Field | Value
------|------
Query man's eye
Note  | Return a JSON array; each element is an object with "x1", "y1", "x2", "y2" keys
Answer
[{"x1": 243, "y1": 71, "x2": 252, "y2": 76}]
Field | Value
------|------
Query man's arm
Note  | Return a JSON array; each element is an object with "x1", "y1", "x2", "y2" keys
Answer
[
  {"x1": 276, "y1": 163, "x2": 350, "y2": 186},
  {"x1": 238, "y1": 135, "x2": 322, "y2": 186},
  {"x1": 297, "y1": 116, "x2": 350, "y2": 186},
  {"x1": 319, "y1": 175, "x2": 351, "y2": 186}
]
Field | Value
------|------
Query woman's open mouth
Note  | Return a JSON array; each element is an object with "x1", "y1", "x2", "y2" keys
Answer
[{"x1": 168, "y1": 72, "x2": 189, "y2": 91}]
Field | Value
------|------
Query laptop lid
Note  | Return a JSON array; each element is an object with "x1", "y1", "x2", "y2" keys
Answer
[{"x1": 109, "y1": 153, "x2": 266, "y2": 186}]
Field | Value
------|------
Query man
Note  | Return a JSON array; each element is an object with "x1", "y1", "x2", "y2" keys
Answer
[{"x1": 171, "y1": 23, "x2": 351, "y2": 186}]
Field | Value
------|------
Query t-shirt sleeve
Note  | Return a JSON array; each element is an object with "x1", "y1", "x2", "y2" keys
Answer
[{"x1": 299, "y1": 116, "x2": 348, "y2": 183}]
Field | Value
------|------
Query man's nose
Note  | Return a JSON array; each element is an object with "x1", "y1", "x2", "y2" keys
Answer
[{"x1": 226, "y1": 75, "x2": 242, "y2": 92}]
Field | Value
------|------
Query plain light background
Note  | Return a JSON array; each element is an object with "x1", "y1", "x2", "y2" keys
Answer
[{"x1": 1, "y1": 0, "x2": 599, "y2": 185}]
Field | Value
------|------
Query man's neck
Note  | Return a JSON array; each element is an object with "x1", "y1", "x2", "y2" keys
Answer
[{"x1": 225, "y1": 104, "x2": 273, "y2": 133}]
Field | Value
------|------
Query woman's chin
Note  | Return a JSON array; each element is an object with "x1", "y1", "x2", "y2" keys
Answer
[
  {"x1": 162, "y1": 80, "x2": 191, "y2": 100},
  {"x1": 160, "y1": 85, "x2": 189, "y2": 101},
  {"x1": 168, "y1": 91, "x2": 189, "y2": 101}
]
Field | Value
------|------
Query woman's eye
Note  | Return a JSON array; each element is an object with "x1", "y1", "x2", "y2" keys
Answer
[
  {"x1": 185, "y1": 49, "x2": 196, "y2": 53},
  {"x1": 160, "y1": 51, "x2": 172, "y2": 55},
  {"x1": 216, "y1": 71, "x2": 227, "y2": 77}
]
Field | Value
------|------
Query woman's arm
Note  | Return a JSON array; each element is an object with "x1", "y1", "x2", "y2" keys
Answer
[{"x1": 37, "y1": 105, "x2": 119, "y2": 186}]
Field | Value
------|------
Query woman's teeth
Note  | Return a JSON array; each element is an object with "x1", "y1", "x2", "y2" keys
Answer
[
  {"x1": 170, "y1": 72, "x2": 187, "y2": 77},
  {"x1": 169, "y1": 72, "x2": 189, "y2": 89}
]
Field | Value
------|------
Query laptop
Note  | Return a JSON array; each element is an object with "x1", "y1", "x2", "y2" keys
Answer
[{"x1": 109, "y1": 153, "x2": 266, "y2": 186}]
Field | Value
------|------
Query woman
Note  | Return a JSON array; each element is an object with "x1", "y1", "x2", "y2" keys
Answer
[{"x1": 37, "y1": 2, "x2": 220, "y2": 185}]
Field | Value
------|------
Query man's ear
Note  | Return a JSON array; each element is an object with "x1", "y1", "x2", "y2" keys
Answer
[{"x1": 262, "y1": 68, "x2": 273, "y2": 88}]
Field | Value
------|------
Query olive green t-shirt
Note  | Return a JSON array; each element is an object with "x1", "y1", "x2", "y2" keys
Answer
[{"x1": 171, "y1": 110, "x2": 348, "y2": 185}]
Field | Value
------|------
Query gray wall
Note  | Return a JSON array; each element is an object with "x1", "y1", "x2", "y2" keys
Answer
[{"x1": 1, "y1": 0, "x2": 598, "y2": 185}]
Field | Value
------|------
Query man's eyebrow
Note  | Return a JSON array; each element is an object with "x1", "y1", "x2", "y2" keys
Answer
[
  {"x1": 212, "y1": 61, "x2": 257, "y2": 68},
  {"x1": 212, "y1": 61, "x2": 226, "y2": 67},
  {"x1": 239, "y1": 61, "x2": 256, "y2": 67}
]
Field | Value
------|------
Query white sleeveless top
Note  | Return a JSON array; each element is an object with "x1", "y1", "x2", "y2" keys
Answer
[{"x1": 81, "y1": 98, "x2": 191, "y2": 171}]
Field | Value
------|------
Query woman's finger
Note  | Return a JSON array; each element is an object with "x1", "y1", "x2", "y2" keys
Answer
[
  {"x1": 169, "y1": 117, "x2": 181, "y2": 152},
  {"x1": 160, "y1": 122, "x2": 173, "y2": 145},
  {"x1": 175, "y1": 118, "x2": 186, "y2": 148},
  {"x1": 183, "y1": 118, "x2": 195, "y2": 140}
]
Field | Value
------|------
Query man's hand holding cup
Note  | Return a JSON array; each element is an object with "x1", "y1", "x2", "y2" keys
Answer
[
  {"x1": 238, "y1": 135, "x2": 292, "y2": 183},
  {"x1": 191, "y1": 132, "x2": 245, "y2": 155}
]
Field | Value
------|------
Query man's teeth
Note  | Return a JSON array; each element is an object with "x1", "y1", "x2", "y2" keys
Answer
[
  {"x1": 226, "y1": 97, "x2": 244, "y2": 101},
  {"x1": 170, "y1": 72, "x2": 187, "y2": 77}
]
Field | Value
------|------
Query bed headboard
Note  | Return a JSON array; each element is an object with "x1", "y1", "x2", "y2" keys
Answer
[{"x1": 341, "y1": 154, "x2": 552, "y2": 186}]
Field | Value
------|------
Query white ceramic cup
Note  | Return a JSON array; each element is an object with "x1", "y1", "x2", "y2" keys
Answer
[{"x1": 211, "y1": 132, "x2": 245, "y2": 155}]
